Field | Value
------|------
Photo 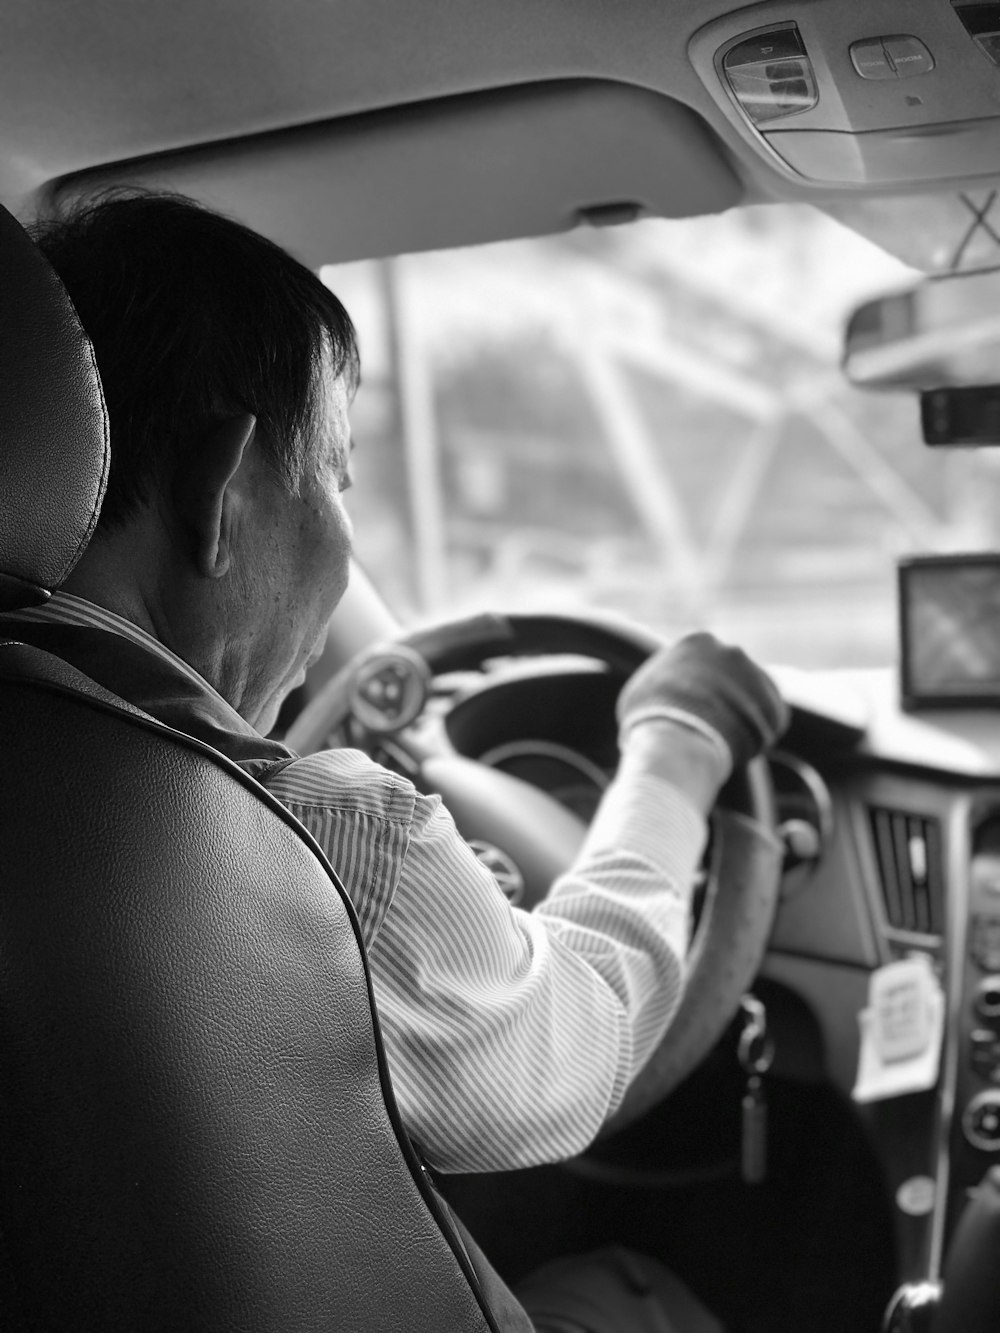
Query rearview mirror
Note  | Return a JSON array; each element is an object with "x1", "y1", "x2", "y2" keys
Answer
[{"x1": 843, "y1": 268, "x2": 1000, "y2": 393}]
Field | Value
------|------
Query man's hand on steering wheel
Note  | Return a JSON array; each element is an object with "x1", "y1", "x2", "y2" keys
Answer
[
  {"x1": 615, "y1": 631, "x2": 790, "y2": 813},
  {"x1": 601, "y1": 631, "x2": 790, "y2": 1132}
]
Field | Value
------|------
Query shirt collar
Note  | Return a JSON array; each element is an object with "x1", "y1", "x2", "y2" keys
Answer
[{"x1": 0, "y1": 589, "x2": 268, "y2": 746}]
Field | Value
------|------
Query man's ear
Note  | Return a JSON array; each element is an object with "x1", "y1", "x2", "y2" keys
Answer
[{"x1": 176, "y1": 413, "x2": 258, "y2": 579}]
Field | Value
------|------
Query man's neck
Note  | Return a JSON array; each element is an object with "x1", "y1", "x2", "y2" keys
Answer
[{"x1": 61, "y1": 521, "x2": 257, "y2": 727}]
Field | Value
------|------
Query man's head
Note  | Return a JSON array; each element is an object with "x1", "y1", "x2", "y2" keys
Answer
[{"x1": 32, "y1": 190, "x2": 360, "y2": 732}]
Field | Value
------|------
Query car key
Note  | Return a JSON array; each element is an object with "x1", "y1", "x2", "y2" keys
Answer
[{"x1": 738, "y1": 994, "x2": 774, "y2": 1186}]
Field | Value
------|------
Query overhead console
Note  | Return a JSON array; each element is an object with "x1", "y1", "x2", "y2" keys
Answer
[{"x1": 689, "y1": 1, "x2": 1000, "y2": 186}]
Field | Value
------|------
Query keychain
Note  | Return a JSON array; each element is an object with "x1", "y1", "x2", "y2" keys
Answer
[{"x1": 738, "y1": 994, "x2": 774, "y2": 1186}]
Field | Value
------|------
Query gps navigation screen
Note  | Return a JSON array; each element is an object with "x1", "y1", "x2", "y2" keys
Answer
[{"x1": 900, "y1": 555, "x2": 1000, "y2": 708}]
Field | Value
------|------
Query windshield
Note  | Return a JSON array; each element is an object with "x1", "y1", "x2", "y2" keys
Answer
[{"x1": 325, "y1": 204, "x2": 1000, "y2": 670}]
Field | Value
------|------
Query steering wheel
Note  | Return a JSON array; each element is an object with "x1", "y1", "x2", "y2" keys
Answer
[{"x1": 286, "y1": 611, "x2": 784, "y2": 1133}]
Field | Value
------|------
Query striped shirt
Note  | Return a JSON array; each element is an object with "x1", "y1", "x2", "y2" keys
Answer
[{"x1": 4, "y1": 592, "x2": 707, "y2": 1173}]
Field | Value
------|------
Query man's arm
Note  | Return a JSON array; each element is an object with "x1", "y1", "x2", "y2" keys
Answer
[
  {"x1": 271, "y1": 634, "x2": 786, "y2": 1173},
  {"x1": 364, "y1": 768, "x2": 705, "y2": 1172}
]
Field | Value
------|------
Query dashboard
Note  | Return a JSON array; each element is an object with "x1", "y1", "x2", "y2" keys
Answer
[{"x1": 435, "y1": 656, "x2": 1000, "y2": 1289}]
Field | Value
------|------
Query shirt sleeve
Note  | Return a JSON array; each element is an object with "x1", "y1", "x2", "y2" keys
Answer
[
  {"x1": 265, "y1": 745, "x2": 707, "y2": 1174},
  {"x1": 365, "y1": 770, "x2": 707, "y2": 1173}
]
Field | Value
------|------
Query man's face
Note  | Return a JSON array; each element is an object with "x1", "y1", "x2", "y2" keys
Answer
[{"x1": 237, "y1": 361, "x2": 355, "y2": 734}]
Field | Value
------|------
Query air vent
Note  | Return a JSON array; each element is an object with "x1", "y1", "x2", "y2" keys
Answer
[{"x1": 868, "y1": 807, "x2": 945, "y2": 937}]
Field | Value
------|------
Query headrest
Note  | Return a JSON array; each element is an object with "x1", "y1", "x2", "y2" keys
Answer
[{"x1": 0, "y1": 204, "x2": 109, "y2": 610}]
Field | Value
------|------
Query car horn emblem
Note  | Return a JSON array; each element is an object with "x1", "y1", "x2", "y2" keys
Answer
[{"x1": 467, "y1": 840, "x2": 525, "y2": 906}]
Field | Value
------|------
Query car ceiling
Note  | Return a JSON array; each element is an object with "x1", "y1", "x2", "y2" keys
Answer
[{"x1": 4, "y1": 0, "x2": 1000, "y2": 266}]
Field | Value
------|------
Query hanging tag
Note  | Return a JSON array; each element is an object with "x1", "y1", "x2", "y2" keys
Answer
[
  {"x1": 853, "y1": 955, "x2": 944, "y2": 1103},
  {"x1": 738, "y1": 994, "x2": 773, "y2": 1186},
  {"x1": 742, "y1": 1074, "x2": 768, "y2": 1185}
]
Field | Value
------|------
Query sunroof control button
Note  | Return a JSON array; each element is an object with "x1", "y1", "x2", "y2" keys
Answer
[
  {"x1": 721, "y1": 25, "x2": 817, "y2": 125},
  {"x1": 725, "y1": 27, "x2": 804, "y2": 68}
]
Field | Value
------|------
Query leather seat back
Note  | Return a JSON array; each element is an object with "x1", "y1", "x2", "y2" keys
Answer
[
  {"x1": 0, "y1": 666, "x2": 499, "y2": 1330},
  {"x1": 0, "y1": 202, "x2": 524, "y2": 1330}
]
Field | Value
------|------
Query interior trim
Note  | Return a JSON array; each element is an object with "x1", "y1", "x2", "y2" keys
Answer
[{"x1": 44, "y1": 80, "x2": 744, "y2": 265}]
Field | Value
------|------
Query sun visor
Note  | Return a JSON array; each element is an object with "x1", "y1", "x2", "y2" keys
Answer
[{"x1": 45, "y1": 81, "x2": 742, "y2": 266}]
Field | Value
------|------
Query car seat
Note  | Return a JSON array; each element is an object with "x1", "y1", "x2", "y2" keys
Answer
[{"x1": 0, "y1": 200, "x2": 529, "y2": 1332}]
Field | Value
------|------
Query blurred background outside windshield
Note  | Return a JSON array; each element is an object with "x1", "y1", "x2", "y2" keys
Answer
[{"x1": 325, "y1": 205, "x2": 1000, "y2": 669}]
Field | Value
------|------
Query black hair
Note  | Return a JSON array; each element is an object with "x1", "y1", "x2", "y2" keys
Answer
[{"x1": 31, "y1": 188, "x2": 359, "y2": 531}]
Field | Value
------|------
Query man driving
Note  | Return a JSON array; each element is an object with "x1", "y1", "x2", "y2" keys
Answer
[{"x1": 4, "y1": 190, "x2": 787, "y2": 1332}]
